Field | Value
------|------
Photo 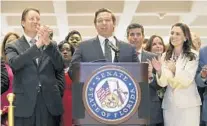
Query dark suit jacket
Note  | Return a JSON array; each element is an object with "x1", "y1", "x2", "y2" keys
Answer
[
  {"x1": 71, "y1": 36, "x2": 138, "y2": 63},
  {"x1": 141, "y1": 50, "x2": 163, "y2": 124},
  {"x1": 195, "y1": 46, "x2": 207, "y2": 122},
  {"x1": 5, "y1": 36, "x2": 64, "y2": 117},
  {"x1": 70, "y1": 36, "x2": 138, "y2": 118}
]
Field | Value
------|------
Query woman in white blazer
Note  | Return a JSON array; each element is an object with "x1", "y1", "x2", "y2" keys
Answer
[{"x1": 151, "y1": 23, "x2": 201, "y2": 126}]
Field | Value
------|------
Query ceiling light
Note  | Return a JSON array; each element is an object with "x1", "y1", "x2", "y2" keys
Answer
[{"x1": 158, "y1": 12, "x2": 166, "y2": 19}]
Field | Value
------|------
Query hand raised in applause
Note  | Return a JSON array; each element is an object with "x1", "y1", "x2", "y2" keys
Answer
[
  {"x1": 201, "y1": 65, "x2": 207, "y2": 79},
  {"x1": 151, "y1": 56, "x2": 162, "y2": 77},
  {"x1": 166, "y1": 58, "x2": 176, "y2": 75},
  {"x1": 36, "y1": 25, "x2": 52, "y2": 46},
  {"x1": 147, "y1": 59, "x2": 153, "y2": 79},
  {"x1": 35, "y1": 25, "x2": 44, "y2": 48}
]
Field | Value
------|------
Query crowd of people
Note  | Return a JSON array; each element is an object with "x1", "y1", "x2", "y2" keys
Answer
[{"x1": 1, "y1": 7, "x2": 207, "y2": 126}]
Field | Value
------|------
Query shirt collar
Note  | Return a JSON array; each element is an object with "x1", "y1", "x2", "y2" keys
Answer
[
  {"x1": 98, "y1": 35, "x2": 115, "y2": 46},
  {"x1": 137, "y1": 48, "x2": 142, "y2": 54},
  {"x1": 23, "y1": 32, "x2": 38, "y2": 44}
]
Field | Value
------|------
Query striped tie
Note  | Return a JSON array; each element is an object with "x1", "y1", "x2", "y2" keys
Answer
[{"x1": 104, "y1": 39, "x2": 112, "y2": 62}]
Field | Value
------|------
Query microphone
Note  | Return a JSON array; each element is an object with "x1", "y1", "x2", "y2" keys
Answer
[{"x1": 107, "y1": 41, "x2": 120, "y2": 53}]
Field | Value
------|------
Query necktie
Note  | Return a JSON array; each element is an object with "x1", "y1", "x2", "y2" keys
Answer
[
  {"x1": 104, "y1": 39, "x2": 112, "y2": 62},
  {"x1": 30, "y1": 38, "x2": 39, "y2": 64},
  {"x1": 30, "y1": 38, "x2": 36, "y2": 46}
]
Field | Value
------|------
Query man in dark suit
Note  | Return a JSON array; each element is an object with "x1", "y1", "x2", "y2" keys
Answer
[
  {"x1": 195, "y1": 45, "x2": 207, "y2": 126},
  {"x1": 126, "y1": 23, "x2": 163, "y2": 126},
  {"x1": 71, "y1": 8, "x2": 138, "y2": 126},
  {"x1": 5, "y1": 8, "x2": 64, "y2": 126},
  {"x1": 71, "y1": 8, "x2": 138, "y2": 63}
]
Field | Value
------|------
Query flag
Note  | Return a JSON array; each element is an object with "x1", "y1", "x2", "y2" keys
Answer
[{"x1": 96, "y1": 81, "x2": 111, "y2": 103}]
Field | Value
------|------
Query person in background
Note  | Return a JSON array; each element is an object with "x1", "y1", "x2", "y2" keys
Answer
[
  {"x1": 1, "y1": 32, "x2": 20, "y2": 126},
  {"x1": 144, "y1": 35, "x2": 166, "y2": 101},
  {"x1": 151, "y1": 22, "x2": 201, "y2": 126},
  {"x1": 1, "y1": 59, "x2": 9, "y2": 94},
  {"x1": 64, "y1": 30, "x2": 82, "y2": 49},
  {"x1": 195, "y1": 45, "x2": 207, "y2": 126},
  {"x1": 191, "y1": 32, "x2": 204, "y2": 126},
  {"x1": 58, "y1": 41, "x2": 76, "y2": 126},
  {"x1": 191, "y1": 32, "x2": 201, "y2": 52},
  {"x1": 126, "y1": 23, "x2": 163, "y2": 126},
  {"x1": 142, "y1": 38, "x2": 149, "y2": 49},
  {"x1": 145, "y1": 35, "x2": 166, "y2": 56},
  {"x1": 5, "y1": 8, "x2": 64, "y2": 126}
]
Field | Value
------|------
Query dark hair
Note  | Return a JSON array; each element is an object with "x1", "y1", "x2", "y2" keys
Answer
[
  {"x1": 21, "y1": 8, "x2": 40, "y2": 28},
  {"x1": 65, "y1": 30, "x2": 82, "y2": 42},
  {"x1": 143, "y1": 39, "x2": 149, "y2": 44},
  {"x1": 94, "y1": 8, "x2": 116, "y2": 24},
  {"x1": 58, "y1": 41, "x2": 75, "y2": 55},
  {"x1": 165, "y1": 23, "x2": 195, "y2": 61},
  {"x1": 145, "y1": 35, "x2": 166, "y2": 53},
  {"x1": 1, "y1": 32, "x2": 20, "y2": 61},
  {"x1": 126, "y1": 23, "x2": 144, "y2": 37}
]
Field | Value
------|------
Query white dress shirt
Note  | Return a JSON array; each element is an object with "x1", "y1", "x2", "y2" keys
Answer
[
  {"x1": 137, "y1": 48, "x2": 142, "y2": 62},
  {"x1": 98, "y1": 35, "x2": 116, "y2": 62},
  {"x1": 24, "y1": 33, "x2": 39, "y2": 64},
  {"x1": 23, "y1": 32, "x2": 38, "y2": 47}
]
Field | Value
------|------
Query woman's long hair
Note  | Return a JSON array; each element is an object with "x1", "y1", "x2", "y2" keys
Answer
[
  {"x1": 145, "y1": 35, "x2": 166, "y2": 53},
  {"x1": 165, "y1": 23, "x2": 195, "y2": 61}
]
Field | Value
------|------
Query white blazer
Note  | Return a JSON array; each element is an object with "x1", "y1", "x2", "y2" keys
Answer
[{"x1": 156, "y1": 52, "x2": 201, "y2": 109}]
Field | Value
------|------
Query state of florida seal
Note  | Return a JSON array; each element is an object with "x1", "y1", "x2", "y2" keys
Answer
[{"x1": 83, "y1": 65, "x2": 141, "y2": 124}]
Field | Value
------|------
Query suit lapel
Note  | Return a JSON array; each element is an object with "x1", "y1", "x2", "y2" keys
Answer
[
  {"x1": 176, "y1": 54, "x2": 186, "y2": 73},
  {"x1": 19, "y1": 36, "x2": 38, "y2": 67},
  {"x1": 141, "y1": 51, "x2": 147, "y2": 62},
  {"x1": 93, "y1": 36, "x2": 105, "y2": 60},
  {"x1": 38, "y1": 47, "x2": 50, "y2": 71},
  {"x1": 18, "y1": 36, "x2": 30, "y2": 51},
  {"x1": 113, "y1": 37, "x2": 121, "y2": 62}
]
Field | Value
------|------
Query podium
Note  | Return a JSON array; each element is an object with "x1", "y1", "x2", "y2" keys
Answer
[{"x1": 71, "y1": 63, "x2": 150, "y2": 125}]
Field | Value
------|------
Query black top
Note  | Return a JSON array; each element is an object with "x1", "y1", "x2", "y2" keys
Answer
[{"x1": 1, "y1": 58, "x2": 9, "y2": 94}]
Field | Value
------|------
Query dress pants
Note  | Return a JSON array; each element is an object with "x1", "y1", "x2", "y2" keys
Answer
[{"x1": 14, "y1": 90, "x2": 60, "y2": 126}]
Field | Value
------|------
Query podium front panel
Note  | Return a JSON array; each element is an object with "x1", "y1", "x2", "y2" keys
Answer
[{"x1": 71, "y1": 63, "x2": 150, "y2": 125}]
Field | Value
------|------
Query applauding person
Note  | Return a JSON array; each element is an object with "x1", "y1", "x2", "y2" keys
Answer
[
  {"x1": 5, "y1": 8, "x2": 64, "y2": 126},
  {"x1": 151, "y1": 23, "x2": 201, "y2": 126}
]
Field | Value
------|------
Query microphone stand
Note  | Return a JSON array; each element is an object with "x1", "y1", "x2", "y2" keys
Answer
[
  {"x1": 114, "y1": 50, "x2": 119, "y2": 62},
  {"x1": 107, "y1": 41, "x2": 120, "y2": 62}
]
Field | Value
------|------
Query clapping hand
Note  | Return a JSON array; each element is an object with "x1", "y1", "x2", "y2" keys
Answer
[
  {"x1": 147, "y1": 59, "x2": 153, "y2": 79},
  {"x1": 151, "y1": 56, "x2": 162, "y2": 77},
  {"x1": 201, "y1": 65, "x2": 207, "y2": 79},
  {"x1": 36, "y1": 25, "x2": 52, "y2": 46},
  {"x1": 166, "y1": 58, "x2": 176, "y2": 75}
]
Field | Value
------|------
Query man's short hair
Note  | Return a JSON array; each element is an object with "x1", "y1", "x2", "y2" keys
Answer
[
  {"x1": 94, "y1": 8, "x2": 116, "y2": 24},
  {"x1": 21, "y1": 8, "x2": 40, "y2": 28},
  {"x1": 126, "y1": 23, "x2": 144, "y2": 37}
]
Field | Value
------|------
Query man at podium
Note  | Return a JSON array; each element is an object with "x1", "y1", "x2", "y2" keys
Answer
[
  {"x1": 71, "y1": 8, "x2": 139, "y2": 126},
  {"x1": 71, "y1": 8, "x2": 138, "y2": 63}
]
